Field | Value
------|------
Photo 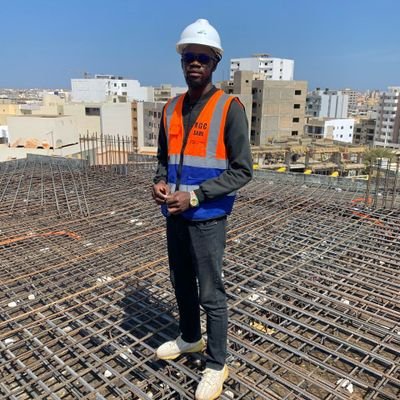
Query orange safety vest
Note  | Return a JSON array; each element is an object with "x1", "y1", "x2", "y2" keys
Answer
[{"x1": 162, "y1": 89, "x2": 237, "y2": 220}]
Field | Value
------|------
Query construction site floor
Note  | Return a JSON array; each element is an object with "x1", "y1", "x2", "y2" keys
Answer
[{"x1": 0, "y1": 158, "x2": 399, "y2": 399}]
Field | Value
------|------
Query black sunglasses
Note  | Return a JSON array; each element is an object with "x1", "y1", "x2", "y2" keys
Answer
[{"x1": 182, "y1": 52, "x2": 216, "y2": 65}]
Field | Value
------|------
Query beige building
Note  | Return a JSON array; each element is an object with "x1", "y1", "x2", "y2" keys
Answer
[
  {"x1": 63, "y1": 103, "x2": 101, "y2": 137},
  {"x1": 220, "y1": 72, "x2": 307, "y2": 145},
  {"x1": 153, "y1": 84, "x2": 186, "y2": 102},
  {"x1": 132, "y1": 101, "x2": 164, "y2": 149},
  {"x1": 0, "y1": 102, "x2": 21, "y2": 125},
  {"x1": 253, "y1": 79, "x2": 307, "y2": 145},
  {"x1": 30, "y1": 94, "x2": 66, "y2": 116},
  {"x1": 353, "y1": 118, "x2": 376, "y2": 145},
  {"x1": 217, "y1": 71, "x2": 253, "y2": 138},
  {"x1": 101, "y1": 102, "x2": 133, "y2": 138},
  {"x1": 7, "y1": 115, "x2": 79, "y2": 149}
]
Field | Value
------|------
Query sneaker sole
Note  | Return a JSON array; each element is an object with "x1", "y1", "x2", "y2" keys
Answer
[
  {"x1": 157, "y1": 342, "x2": 206, "y2": 360},
  {"x1": 196, "y1": 366, "x2": 229, "y2": 400}
]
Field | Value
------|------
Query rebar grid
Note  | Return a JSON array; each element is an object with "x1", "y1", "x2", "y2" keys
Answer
[{"x1": 0, "y1": 158, "x2": 399, "y2": 400}]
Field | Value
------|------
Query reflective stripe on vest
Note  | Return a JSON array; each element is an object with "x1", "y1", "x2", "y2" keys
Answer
[{"x1": 162, "y1": 89, "x2": 236, "y2": 220}]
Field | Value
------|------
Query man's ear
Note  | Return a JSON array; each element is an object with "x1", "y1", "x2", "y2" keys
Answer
[{"x1": 211, "y1": 60, "x2": 218, "y2": 72}]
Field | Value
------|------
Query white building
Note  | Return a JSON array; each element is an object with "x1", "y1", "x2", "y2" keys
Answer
[
  {"x1": 306, "y1": 89, "x2": 349, "y2": 119},
  {"x1": 230, "y1": 54, "x2": 294, "y2": 80},
  {"x1": 71, "y1": 75, "x2": 152, "y2": 103},
  {"x1": 374, "y1": 86, "x2": 400, "y2": 148},
  {"x1": 324, "y1": 118, "x2": 355, "y2": 143}
]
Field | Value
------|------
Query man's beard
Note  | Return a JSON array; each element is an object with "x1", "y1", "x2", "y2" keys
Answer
[{"x1": 185, "y1": 75, "x2": 211, "y2": 89}]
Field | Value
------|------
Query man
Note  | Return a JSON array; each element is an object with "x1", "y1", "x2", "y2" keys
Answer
[{"x1": 152, "y1": 18, "x2": 252, "y2": 400}]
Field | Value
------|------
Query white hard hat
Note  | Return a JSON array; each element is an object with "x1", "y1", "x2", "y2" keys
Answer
[{"x1": 176, "y1": 19, "x2": 223, "y2": 59}]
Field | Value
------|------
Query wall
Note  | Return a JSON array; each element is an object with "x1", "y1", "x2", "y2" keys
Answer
[
  {"x1": 7, "y1": 115, "x2": 78, "y2": 148},
  {"x1": 63, "y1": 103, "x2": 101, "y2": 136},
  {"x1": 101, "y1": 103, "x2": 132, "y2": 138}
]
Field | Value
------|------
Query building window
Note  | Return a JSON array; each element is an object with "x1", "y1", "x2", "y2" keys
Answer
[
  {"x1": 294, "y1": 104, "x2": 300, "y2": 109},
  {"x1": 291, "y1": 131, "x2": 298, "y2": 136},
  {"x1": 122, "y1": 83, "x2": 127, "y2": 87},
  {"x1": 122, "y1": 92, "x2": 127, "y2": 96},
  {"x1": 292, "y1": 117, "x2": 300, "y2": 123},
  {"x1": 85, "y1": 107, "x2": 100, "y2": 116},
  {"x1": 295, "y1": 90, "x2": 302, "y2": 95}
]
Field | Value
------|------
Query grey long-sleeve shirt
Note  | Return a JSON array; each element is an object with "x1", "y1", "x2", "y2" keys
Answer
[{"x1": 153, "y1": 86, "x2": 253, "y2": 203}]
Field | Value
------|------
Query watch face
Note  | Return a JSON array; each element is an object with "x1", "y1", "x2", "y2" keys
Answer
[{"x1": 190, "y1": 193, "x2": 198, "y2": 207}]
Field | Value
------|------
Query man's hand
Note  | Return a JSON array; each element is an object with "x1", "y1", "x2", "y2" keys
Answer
[
  {"x1": 166, "y1": 191, "x2": 190, "y2": 215},
  {"x1": 152, "y1": 181, "x2": 170, "y2": 205}
]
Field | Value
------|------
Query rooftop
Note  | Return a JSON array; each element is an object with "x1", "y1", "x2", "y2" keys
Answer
[{"x1": 0, "y1": 156, "x2": 399, "y2": 399}]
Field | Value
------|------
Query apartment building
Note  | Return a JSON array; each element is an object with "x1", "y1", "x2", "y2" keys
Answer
[
  {"x1": 71, "y1": 74, "x2": 152, "y2": 103},
  {"x1": 304, "y1": 118, "x2": 325, "y2": 140},
  {"x1": 219, "y1": 71, "x2": 307, "y2": 145},
  {"x1": 324, "y1": 119, "x2": 355, "y2": 143},
  {"x1": 341, "y1": 88, "x2": 360, "y2": 116},
  {"x1": 153, "y1": 84, "x2": 186, "y2": 102},
  {"x1": 353, "y1": 118, "x2": 376, "y2": 145},
  {"x1": 132, "y1": 101, "x2": 164, "y2": 148},
  {"x1": 374, "y1": 86, "x2": 400, "y2": 148},
  {"x1": 230, "y1": 54, "x2": 294, "y2": 81},
  {"x1": 305, "y1": 117, "x2": 356, "y2": 144},
  {"x1": 306, "y1": 89, "x2": 349, "y2": 119},
  {"x1": 251, "y1": 79, "x2": 307, "y2": 145},
  {"x1": 0, "y1": 102, "x2": 21, "y2": 125}
]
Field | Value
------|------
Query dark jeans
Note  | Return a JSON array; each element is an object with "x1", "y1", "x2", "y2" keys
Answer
[{"x1": 166, "y1": 214, "x2": 228, "y2": 370}]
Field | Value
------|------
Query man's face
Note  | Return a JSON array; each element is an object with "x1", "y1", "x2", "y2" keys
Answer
[{"x1": 181, "y1": 44, "x2": 218, "y2": 89}]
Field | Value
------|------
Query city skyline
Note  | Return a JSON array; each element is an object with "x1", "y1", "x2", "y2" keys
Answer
[{"x1": 1, "y1": 0, "x2": 399, "y2": 91}]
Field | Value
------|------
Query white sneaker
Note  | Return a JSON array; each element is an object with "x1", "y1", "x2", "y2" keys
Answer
[
  {"x1": 156, "y1": 335, "x2": 205, "y2": 360},
  {"x1": 195, "y1": 365, "x2": 229, "y2": 400}
]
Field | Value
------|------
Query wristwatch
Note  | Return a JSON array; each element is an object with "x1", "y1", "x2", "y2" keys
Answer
[{"x1": 189, "y1": 191, "x2": 199, "y2": 208}]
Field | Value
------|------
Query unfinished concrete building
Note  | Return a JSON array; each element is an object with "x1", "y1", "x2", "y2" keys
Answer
[
  {"x1": 0, "y1": 154, "x2": 399, "y2": 399},
  {"x1": 219, "y1": 72, "x2": 307, "y2": 146}
]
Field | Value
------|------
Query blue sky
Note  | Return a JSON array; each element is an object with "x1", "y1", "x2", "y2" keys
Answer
[{"x1": 1, "y1": 0, "x2": 399, "y2": 91}]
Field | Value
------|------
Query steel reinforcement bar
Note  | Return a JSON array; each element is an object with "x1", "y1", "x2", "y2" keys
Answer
[{"x1": 0, "y1": 158, "x2": 399, "y2": 399}]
